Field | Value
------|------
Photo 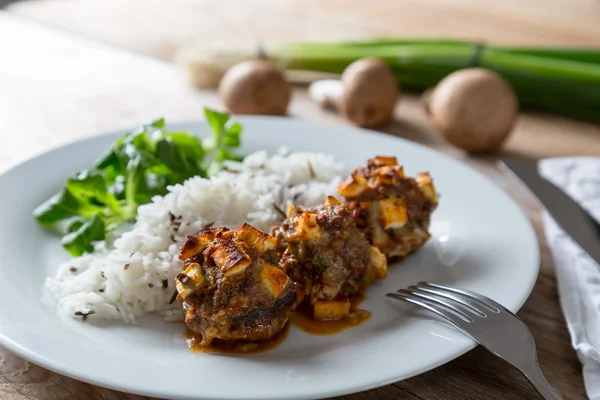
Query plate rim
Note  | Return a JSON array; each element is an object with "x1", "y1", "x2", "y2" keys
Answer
[{"x1": 0, "y1": 115, "x2": 540, "y2": 399}]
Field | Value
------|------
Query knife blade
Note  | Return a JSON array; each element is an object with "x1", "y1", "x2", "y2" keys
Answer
[{"x1": 502, "y1": 157, "x2": 600, "y2": 266}]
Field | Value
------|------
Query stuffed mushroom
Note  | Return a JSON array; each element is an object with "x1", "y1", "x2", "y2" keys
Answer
[
  {"x1": 176, "y1": 224, "x2": 296, "y2": 346},
  {"x1": 338, "y1": 156, "x2": 438, "y2": 259},
  {"x1": 271, "y1": 197, "x2": 386, "y2": 321}
]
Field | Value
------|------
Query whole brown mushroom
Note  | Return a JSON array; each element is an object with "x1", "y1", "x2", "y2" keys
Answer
[
  {"x1": 428, "y1": 68, "x2": 519, "y2": 153},
  {"x1": 339, "y1": 58, "x2": 400, "y2": 128},
  {"x1": 218, "y1": 60, "x2": 291, "y2": 116}
]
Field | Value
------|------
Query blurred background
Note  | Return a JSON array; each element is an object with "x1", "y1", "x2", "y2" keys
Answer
[
  {"x1": 3, "y1": 0, "x2": 598, "y2": 156},
  {"x1": 4, "y1": 0, "x2": 600, "y2": 61}
]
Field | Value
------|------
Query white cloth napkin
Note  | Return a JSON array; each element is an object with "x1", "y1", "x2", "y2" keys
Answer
[{"x1": 538, "y1": 157, "x2": 600, "y2": 399}]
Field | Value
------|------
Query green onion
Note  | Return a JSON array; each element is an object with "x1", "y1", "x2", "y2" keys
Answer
[{"x1": 179, "y1": 39, "x2": 600, "y2": 122}]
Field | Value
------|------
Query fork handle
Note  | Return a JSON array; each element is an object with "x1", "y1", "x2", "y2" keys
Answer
[{"x1": 522, "y1": 365, "x2": 563, "y2": 400}]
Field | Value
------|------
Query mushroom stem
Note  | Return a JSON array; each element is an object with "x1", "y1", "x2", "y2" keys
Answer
[{"x1": 308, "y1": 79, "x2": 344, "y2": 110}]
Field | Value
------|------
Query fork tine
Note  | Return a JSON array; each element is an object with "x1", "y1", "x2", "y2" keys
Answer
[
  {"x1": 419, "y1": 282, "x2": 501, "y2": 313},
  {"x1": 409, "y1": 285, "x2": 487, "y2": 318},
  {"x1": 385, "y1": 292, "x2": 468, "y2": 328},
  {"x1": 399, "y1": 289, "x2": 475, "y2": 322},
  {"x1": 391, "y1": 287, "x2": 563, "y2": 399}
]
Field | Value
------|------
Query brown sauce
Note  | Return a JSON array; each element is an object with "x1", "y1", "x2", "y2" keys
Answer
[
  {"x1": 184, "y1": 295, "x2": 370, "y2": 353},
  {"x1": 185, "y1": 322, "x2": 290, "y2": 355},
  {"x1": 291, "y1": 295, "x2": 371, "y2": 335}
]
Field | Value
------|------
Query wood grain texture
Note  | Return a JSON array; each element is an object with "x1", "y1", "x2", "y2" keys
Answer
[
  {"x1": 0, "y1": 8, "x2": 599, "y2": 400},
  {"x1": 7, "y1": 0, "x2": 600, "y2": 62}
]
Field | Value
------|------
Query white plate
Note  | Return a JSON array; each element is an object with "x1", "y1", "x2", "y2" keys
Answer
[{"x1": 0, "y1": 117, "x2": 539, "y2": 400}]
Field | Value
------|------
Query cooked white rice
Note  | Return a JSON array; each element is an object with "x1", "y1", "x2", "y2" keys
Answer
[{"x1": 44, "y1": 149, "x2": 344, "y2": 322}]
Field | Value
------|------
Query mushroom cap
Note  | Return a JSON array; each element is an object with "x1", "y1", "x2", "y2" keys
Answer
[
  {"x1": 218, "y1": 60, "x2": 291, "y2": 116},
  {"x1": 339, "y1": 58, "x2": 399, "y2": 128},
  {"x1": 429, "y1": 68, "x2": 518, "y2": 152}
]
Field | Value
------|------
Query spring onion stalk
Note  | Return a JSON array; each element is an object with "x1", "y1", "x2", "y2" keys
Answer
[{"x1": 178, "y1": 39, "x2": 600, "y2": 122}]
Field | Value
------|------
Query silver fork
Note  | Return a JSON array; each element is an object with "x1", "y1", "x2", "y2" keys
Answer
[{"x1": 386, "y1": 282, "x2": 563, "y2": 400}]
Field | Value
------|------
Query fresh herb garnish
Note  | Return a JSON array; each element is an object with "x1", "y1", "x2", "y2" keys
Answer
[
  {"x1": 34, "y1": 107, "x2": 243, "y2": 256},
  {"x1": 312, "y1": 252, "x2": 328, "y2": 271},
  {"x1": 202, "y1": 108, "x2": 244, "y2": 176}
]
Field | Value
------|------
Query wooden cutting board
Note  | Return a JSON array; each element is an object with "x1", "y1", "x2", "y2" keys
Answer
[
  {"x1": 7, "y1": 0, "x2": 600, "y2": 160},
  {"x1": 8, "y1": 0, "x2": 600, "y2": 61}
]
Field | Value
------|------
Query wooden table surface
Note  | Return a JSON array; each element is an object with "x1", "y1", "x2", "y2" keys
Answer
[{"x1": 1, "y1": 2, "x2": 600, "y2": 398}]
